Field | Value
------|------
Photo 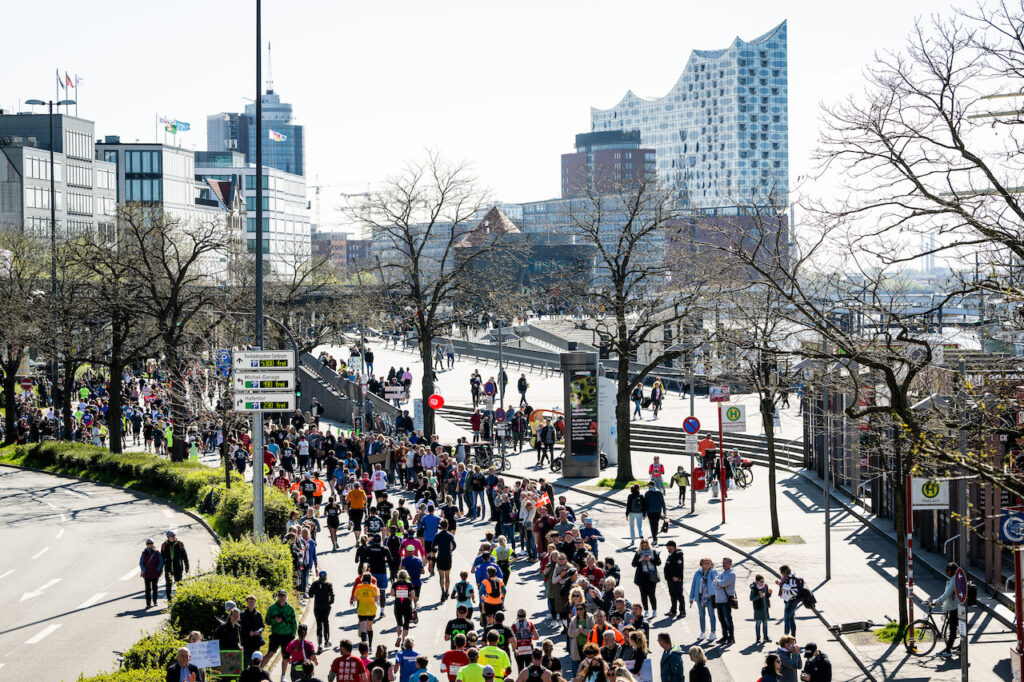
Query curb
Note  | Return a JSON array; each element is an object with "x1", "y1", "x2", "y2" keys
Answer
[
  {"x1": 501, "y1": 469, "x2": 879, "y2": 682},
  {"x1": 0, "y1": 462, "x2": 221, "y2": 545}
]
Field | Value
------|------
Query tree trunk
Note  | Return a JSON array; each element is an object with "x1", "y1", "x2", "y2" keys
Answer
[
  {"x1": 615, "y1": 351, "x2": 634, "y2": 483},
  {"x1": 165, "y1": 343, "x2": 187, "y2": 462},
  {"x1": 762, "y1": 393, "x2": 781, "y2": 540},
  {"x1": 893, "y1": 432, "x2": 910, "y2": 635},
  {"x1": 61, "y1": 361, "x2": 76, "y2": 442},
  {"x1": 418, "y1": 332, "x2": 436, "y2": 437},
  {"x1": 107, "y1": 357, "x2": 124, "y2": 454},
  {"x1": 2, "y1": 351, "x2": 20, "y2": 445}
]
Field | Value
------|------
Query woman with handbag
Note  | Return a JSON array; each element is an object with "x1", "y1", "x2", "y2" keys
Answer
[
  {"x1": 711, "y1": 557, "x2": 737, "y2": 645},
  {"x1": 631, "y1": 538, "x2": 661, "y2": 619}
]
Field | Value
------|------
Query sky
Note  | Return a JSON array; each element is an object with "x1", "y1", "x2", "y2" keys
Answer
[{"x1": 2, "y1": 0, "x2": 955, "y2": 229}]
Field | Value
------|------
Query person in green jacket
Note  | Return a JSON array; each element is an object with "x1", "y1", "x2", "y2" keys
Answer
[
  {"x1": 265, "y1": 590, "x2": 297, "y2": 677},
  {"x1": 750, "y1": 574, "x2": 772, "y2": 645}
]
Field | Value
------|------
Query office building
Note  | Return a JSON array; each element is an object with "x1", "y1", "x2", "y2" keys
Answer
[
  {"x1": 195, "y1": 149, "x2": 310, "y2": 275},
  {"x1": 561, "y1": 130, "x2": 656, "y2": 199},
  {"x1": 0, "y1": 112, "x2": 116, "y2": 239},
  {"x1": 590, "y1": 20, "x2": 788, "y2": 212},
  {"x1": 206, "y1": 87, "x2": 305, "y2": 177},
  {"x1": 312, "y1": 230, "x2": 372, "y2": 272}
]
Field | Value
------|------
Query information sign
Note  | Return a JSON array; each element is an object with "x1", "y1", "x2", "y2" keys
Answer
[
  {"x1": 1000, "y1": 510, "x2": 1024, "y2": 544},
  {"x1": 568, "y1": 367, "x2": 599, "y2": 457},
  {"x1": 709, "y1": 385, "x2": 730, "y2": 402},
  {"x1": 910, "y1": 477, "x2": 949, "y2": 510},
  {"x1": 233, "y1": 372, "x2": 296, "y2": 392},
  {"x1": 233, "y1": 393, "x2": 296, "y2": 412},
  {"x1": 721, "y1": 405, "x2": 747, "y2": 432},
  {"x1": 233, "y1": 350, "x2": 295, "y2": 371}
]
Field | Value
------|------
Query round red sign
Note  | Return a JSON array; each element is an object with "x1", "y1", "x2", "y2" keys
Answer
[{"x1": 428, "y1": 394, "x2": 445, "y2": 410}]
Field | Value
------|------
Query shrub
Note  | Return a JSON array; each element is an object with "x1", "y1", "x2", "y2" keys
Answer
[
  {"x1": 216, "y1": 537, "x2": 293, "y2": 591},
  {"x1": 77, "y1": 670, "x2": 165, "y2": 682},
  {"x1": 232, "y1": 486, "x2": 295, "y2": 539},
  {"x1": 169, "y1": 574, "x2": 271, "y2": 638},
  {"x1": 121, "y1": 626, "x2": 185, "y2": 670},
  {"x1": 215, "y1": 486, "x2": 250, "y2": 533}
]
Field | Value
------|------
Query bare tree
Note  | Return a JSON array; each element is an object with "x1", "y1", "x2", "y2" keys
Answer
[{"x1": 350, "y1": 152, "x2": 498, "y2": 437}]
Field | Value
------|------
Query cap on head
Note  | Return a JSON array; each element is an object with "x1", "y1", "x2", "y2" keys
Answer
[
  {"x1": 276, "y1": 589, "x2": 288, "y2": 597},
  {"x1": 165, "y1": 530, "x2": 176, "y2": 538},
  {"x1": 145, "y1": 538, "x2": 154, "y2": 545},
  {"x1": 803, "y1": 643, "x2": 817, "y2": 653},
  {"x1": 319, "y1": 570, "x2": 327, "y2": 577},
  {"x1": 251, "y1": 651, "x2": 263, "y2": 661},
  {"x1": 482, "y1": 666, "x2": 495, "y2": 677}
]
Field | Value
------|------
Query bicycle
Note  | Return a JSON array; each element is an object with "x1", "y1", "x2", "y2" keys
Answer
[
  {"x1": 903, "y1": 601, "x2": 954, "y2": 656},
  {"x1": 549, "y1": 452, "x2": 609, "y2": 473},
  {"x1": 734, "y1": 463, "x2": 753, "y2": 489}
]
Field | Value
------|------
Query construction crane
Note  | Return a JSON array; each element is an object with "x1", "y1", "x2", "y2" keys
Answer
[{"x1": 310, "y1": 178, "x2": 371, "y2": 232}]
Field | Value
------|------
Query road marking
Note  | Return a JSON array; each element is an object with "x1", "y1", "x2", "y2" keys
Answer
[
  {"x1": 20, "y1": 578, "x2": 61, "y2": 602},
  {"x1": 59, "y1": 514, "x2": 66, "y2": 522},
  {"x1": 55, "y1": 528, "x2": 64, "y2": 539},
  {"x1": 0, "y1": 570, "x2": 14, "y2": 580},
  {"x1": 163, "y1": 509, "x2": 174, "y2": 518},
  {"x1": 119, "y1": 568, "x2": 139, "y2": 581},
  {"x1": 77, "y1": 592, "x2": 107, "y2": 609},
  {"x1": 25, "y1": 623, "x2": 61, "y2": 644},
  {"x1": 31, "y1": 547, "x2": 49, "y2": 560}
]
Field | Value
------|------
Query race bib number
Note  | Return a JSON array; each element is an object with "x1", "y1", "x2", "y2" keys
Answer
[
  {"x1": 396, "y1": 587, "x2": 409, "y2": 600},
  {"x1": 449, "y1": 667, "x2": 461, "y2": 677},
  {"x1": 516, "y1": 644, "x2": 532, "y2": 656}
]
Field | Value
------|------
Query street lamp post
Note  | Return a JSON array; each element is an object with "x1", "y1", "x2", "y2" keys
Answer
[{"x1": 25, "y1": 98, "x2": 75, "y2": 435}]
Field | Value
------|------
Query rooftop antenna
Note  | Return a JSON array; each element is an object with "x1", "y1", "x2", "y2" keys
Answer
[{"x1": 267, "y1": 42, "x2": 274, "y2": 94}]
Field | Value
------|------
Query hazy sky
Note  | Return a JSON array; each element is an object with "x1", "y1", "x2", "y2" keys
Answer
[{"x1": 3, "y1": 0, "x2": 953, "y2": 223}]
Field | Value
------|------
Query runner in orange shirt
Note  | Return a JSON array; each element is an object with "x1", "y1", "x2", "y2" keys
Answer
[{"x1": 347, "y1": 485, "x2": 368, "y2": 540}]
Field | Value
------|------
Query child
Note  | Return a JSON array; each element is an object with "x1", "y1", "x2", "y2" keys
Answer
[
  {"x1": 669, "y1": 466, "x2": 690, "y2": 506},
  {"x1": 750, "y1": 574, "x2": 772, "y2": 644},
  {"x1": 649, "y1": 456, "x2": 666, "y2": 488}
]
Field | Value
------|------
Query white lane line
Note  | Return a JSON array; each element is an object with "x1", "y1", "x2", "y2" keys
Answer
[
  {"x1": 0, "y1": 569, "x2": 14, "y2": 580},
  {"x1": 55, "y1": 528, "x2": 64, "y2": 539},
  {"x1": 163, "y1": 509, "x2": 174, "y2": 518},
  {"x1": 59, "y1": 513, "x2": 66, "y2": 522},
  {"x1": 25, "y1": 623, "x2": 61, "y2": 644},
  {"x1": 20, "y1": 578, "x2": 61, "y2": 602},
  {"x1": 77, "y1": 592, "x2": 107, "y2": 609},
  {"x1": 31, "y1": 547, "x2": 50, "y2": 560},
  {"x1": 119, "y1": 568, "x2": 139, "y2": 581}
]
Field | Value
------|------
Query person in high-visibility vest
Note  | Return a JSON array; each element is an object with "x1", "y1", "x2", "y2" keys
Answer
[{"x1": 481, "y1": 565, "x2": 506, "y2": 625}]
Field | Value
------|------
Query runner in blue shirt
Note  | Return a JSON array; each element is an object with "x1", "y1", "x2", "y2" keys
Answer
[
  {"x1": 418, "y1": 506, "x2": 442, "y2": 577},
  {"x1": 400, "y1": 553, "x2": 424, "y2": 599}
]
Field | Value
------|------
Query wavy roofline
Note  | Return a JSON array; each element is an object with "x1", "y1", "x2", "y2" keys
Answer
[{"x1": 591, "y1": 20, "x2": 786, "y2": 113}]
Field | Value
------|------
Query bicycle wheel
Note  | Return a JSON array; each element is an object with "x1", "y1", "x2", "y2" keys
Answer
[
  {"x1": 902, "y1": 620, "x2": 939, "y2": 656},
  {"x1": 550, "y1": 456, "x2": 563, "y2": 473},
  {"x1": 501, "y1": 457, "x2": 511, "y2": 471},
  {"x1": 738, "y1": 468, "x2": 753, "y2": 488},
  {"x1": 600, "y1": 454, "x2": 608, "y2": 469}
]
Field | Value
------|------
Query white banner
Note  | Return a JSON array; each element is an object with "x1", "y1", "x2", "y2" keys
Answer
[{"x1": 910, "y1": 477, "x2": 949, "y2": 510}]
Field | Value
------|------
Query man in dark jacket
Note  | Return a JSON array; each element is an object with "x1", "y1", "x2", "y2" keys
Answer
[
  {"x1": 139, "y1": 538, "x2": 163, "y2": 608},
  {"x1": 663, "y1": 541, "x2": 686, "y2": 618},
  {"x1": 307, "y1": 570, "x2": 335, "y2": 652},
  {"x1": 537, "y1": 420, "x2": 556, "y2": 467},
  {"x1": 166, "y1": 647, "x2": 202, "y2": 682},
  {"x1": 656, "y1": 633, "x2": 685, "y2": 682},
  {"x1": 160, "y1": 530, "x2": 190, "y2": 600},
  {"x1": 801, "y1": 643, "x2": 831, "y2": 682},
  {"x1": 643, "y1": 481, "x2": 666, "y2": 543},
  {"x1": 239, "y1": 595, "x2": 266, "y2": 665}
]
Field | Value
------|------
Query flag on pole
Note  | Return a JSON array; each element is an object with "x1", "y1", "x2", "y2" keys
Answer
[
  {"x1": 75, "y1": 75, "x2": 83, "y2": 87},
  {"x1": 268, "y1": 129, "x2": 286, "y2": 142},
  {"x1": 160, "y1": 116, "x2": 177, "y2": 134},
  {"x1": 174, "y1": 120, "x2": 190, "y2": 132},
  {"x1": 56, "y1": 68, "x2": 64, "y2": 90},
  {"x1": 65, "y1": 72, "x2": 74, "y2": 89}
]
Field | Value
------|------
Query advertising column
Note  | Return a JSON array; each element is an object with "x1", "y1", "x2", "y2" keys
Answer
[{"x1": 561, "y1": 352, "x2": 601, "y2": 478}]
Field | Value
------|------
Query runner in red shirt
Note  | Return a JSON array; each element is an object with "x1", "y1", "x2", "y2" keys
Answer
[
  {"x1": 329, "y1": 639, "x2": 368, "y2": 682},
  {"x1": 439, "y1": 633, "x2": 470, "y2": 682}
]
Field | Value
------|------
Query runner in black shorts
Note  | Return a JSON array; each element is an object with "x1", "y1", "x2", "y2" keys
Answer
[
  {"x1": 433, "y1": 520, "x2": 457, "y2": 600},
  {"x1": 324, "y1": 497, "x2": 341, "y2": 551},
  {"x1": 389, "y1": 569, "x2": 417, "y2": 647}
]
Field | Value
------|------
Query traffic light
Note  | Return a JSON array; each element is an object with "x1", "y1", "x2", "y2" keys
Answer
[{"x1": 295, "y1": 379, "x2": 302, "y2": 398}]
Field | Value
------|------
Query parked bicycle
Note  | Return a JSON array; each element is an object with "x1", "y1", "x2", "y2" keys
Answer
[{"x1": 903, "y1": 601, "x2": 954, "y2": 656}]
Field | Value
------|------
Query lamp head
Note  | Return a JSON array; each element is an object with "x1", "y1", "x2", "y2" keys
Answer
[
  {"x1": 58, "y1": 99, "x2": 76, "y2": 106},
  {"x1": 25, "y1": 99, "x2": 45, "y2": 106}
]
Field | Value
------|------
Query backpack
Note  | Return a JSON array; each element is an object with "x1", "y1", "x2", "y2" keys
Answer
[
  {"x1": 452, "y1": 581, "x2": 471, "y2": 601},
  {"x1": 797, "y1": 586, "x2": 816, "y2": 608},
  {"x1": 486, "y1": 578, "x2": 502, "y2": 599}
]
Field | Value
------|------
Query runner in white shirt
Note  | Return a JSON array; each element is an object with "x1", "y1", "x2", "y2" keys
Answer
[{"x1": 371, "y1": 465, "x2": 389, "y2": 492}]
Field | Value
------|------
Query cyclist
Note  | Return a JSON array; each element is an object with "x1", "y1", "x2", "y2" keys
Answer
[{"x1": 927, "y1": 562, "x2": 961, "y2": 658}]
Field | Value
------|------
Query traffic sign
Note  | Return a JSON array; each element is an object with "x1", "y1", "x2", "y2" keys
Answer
[
  {"x1": 685, "y1": 434, "x2": 699, "y2": 451},
  {"x1": 233, "y1": 350, "x2": 295, "y2": 371},
  {"x1": 911, "y1": 477, "x2": 949, "y2": 510},
  {"x1": 721, "y1": 404, "x2": 747, "y2": 432},
  {"x1": 216, "y1": 349, "x2": 232, "y2": 376},
  {"x1": 233, "y1": 393, "x2": 297, "y2": 412},
  {"x1": 385, "y1": 385, "x2": 406, "y2": 400},
  {"x1": 682, "y1": 416, "x2": 701, "y2": 434},
  {"x1": 709, "y1": 385, "x2": 730, "y2": 402},
  {"x1": 494, "y1": 408, "x2": 506, "y2": 423},
  {"x1": 233, "y1": 372, "x2": 296, "y2": 392},
  {"x1": 428, "y1": 394, "x2": 445, "y2": 410},
  {"x1": 20, "y1": 377, "x2": 32, "y2": 391},
  {"x1": 484, "y1": 381, "x2": 496, "y2": 397},
  {"x1": 954, "y1": 567, "x2": 969, "y2": 604},
  {"x1": 1000, "y1": 510, "x2": 1024, "y2": 544}
]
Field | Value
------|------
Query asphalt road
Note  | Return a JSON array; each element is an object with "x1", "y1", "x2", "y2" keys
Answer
[{"x1": 0, "y1": 466, "x2": 218, "y2": 681}]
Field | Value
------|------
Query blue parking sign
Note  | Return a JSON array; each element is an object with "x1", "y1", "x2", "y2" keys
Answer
[{"x1": 216, "y1": 349, "x2": 232, "y2": 377}]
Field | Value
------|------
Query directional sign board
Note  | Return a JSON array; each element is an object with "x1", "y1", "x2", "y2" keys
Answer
[
  {"x1": 216, "y1": 349, "x2": 232, "y2": 376},
  {"x1": 954, "y1": 567, "x2": 969, "y2": 605},
  {"x1": 721, "y1": 404, "x2": 747, "y2": 432},
  {"x1": 233, "y1": 393, "x2": 296, "y2": 412},
  {"x1": 233, "y1": 350, "x2": 295, "y2": 371},
  {"x1": 682, "y1": 416, "x2": 701, "y2": 434},
  {"x1": 1000, "y1": 510, "x2": 1024, "y2": 544},
  {"x1": 233, "y1": 372, "x2": 296, "y2": 392},
  {"x1": 385, "y1": 385, "x2": 406, "y2": 400},
  {"x1": 911, "y1": 477, "x2": 949, "y2": 510}
]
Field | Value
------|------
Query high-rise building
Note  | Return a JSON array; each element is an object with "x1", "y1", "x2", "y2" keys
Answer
[
  {"x1": 590, "y1": 21, "x2": 788, "y2": 212},
  {"x1": 0, "y1": 113, "x2": 117, "y2": 239},
  {"x1": 207, "y1": 88, "x2": 305, "y2": 177},
  {"x1": 561, "y1": 130, "x2": 656, "y2": 199}
]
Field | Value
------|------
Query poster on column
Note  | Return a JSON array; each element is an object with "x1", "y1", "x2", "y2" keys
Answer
[{"x1": 568, "y1": 368, "x2": 598, "y2": 457}]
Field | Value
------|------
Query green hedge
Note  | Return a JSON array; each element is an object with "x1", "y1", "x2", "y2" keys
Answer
[
  {"x1": 231, "y1": 486, "x2": 295, "y2": 538},
  {"x1": 77, "y1": 670, "x2": 165, "y2": 682},
  {"x1": 122, "y1": 626, "x2": 186, "y2": 670},
  {"x1": 169, "y1": 574, "x2": 272, "y2": 638},
  {"x1": 216, "y1": 537, "x2": 293, "y2": 591}
]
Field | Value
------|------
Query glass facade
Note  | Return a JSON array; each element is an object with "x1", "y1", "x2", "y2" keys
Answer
[{"x1": 591, "y1": 21, "x2": 788, "y2": 211}]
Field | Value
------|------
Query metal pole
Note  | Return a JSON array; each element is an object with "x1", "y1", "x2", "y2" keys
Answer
[
  {"x1": 252, "y1": 0, "x2": 265, "y2": 539},
  {"x1": 824, "y1": 380, "x2": 832, "y2": 581},
  {"x1": 718, "y1": 402, "x2": 726, "y2": 524},
  {"x1": 360, "y1": 323, "x2": 366, "y2": 434},
  {"x1": 959, "y1": 357, "x2": 969, "y2": 679},
  {"x1": 906, "y1": 467, "x2": 916, "y2": 650},
  {"x1": 1016, "y1": 548, "x2": 1024, "y2": 670},
  {"x1": 689, "y1": 359, "x2": 695, "y2": 515},
  {"x1": 497, "y1": 321, "x2": 506, "y2": 466},
  {"x1": 48, "y1": 101, "x2": 60, "y2": 434}
]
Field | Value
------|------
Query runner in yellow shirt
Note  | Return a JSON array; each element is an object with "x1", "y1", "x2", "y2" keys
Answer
[
  {"x1": 477, "y1": 631, "x2": 511, "y2": 678},
  {"x1": 455, "y1": 648, "x2": 485, "y2": 682},
  {"x1": 351, "y1": 572, "x2": 380, "y2": 648}
]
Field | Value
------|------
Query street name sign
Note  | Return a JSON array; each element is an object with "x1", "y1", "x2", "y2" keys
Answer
[{"x1": 233, "y1": 350, "x2": 295, "y2": 371}]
